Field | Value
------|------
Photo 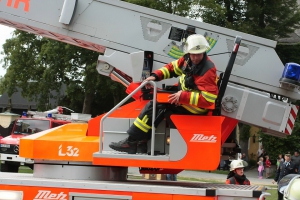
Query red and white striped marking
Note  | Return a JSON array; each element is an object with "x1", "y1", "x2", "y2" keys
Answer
[{"x1": 285, "y1": 105, "x2": 299, "y2": 135}]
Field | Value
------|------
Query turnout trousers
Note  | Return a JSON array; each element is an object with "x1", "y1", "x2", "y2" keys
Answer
[{"x1": 127, "y1": 100, "x2": 202, "y2": 141}]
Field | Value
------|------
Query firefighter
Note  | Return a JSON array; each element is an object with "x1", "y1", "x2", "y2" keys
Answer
[
  {"x1": 273, "y1": 154, "x2": 297, "y2": 200},
  {"x1": 226, "y1": 160, "x2": 250, "y2": 185},
  {"x1": 109, "y1": 34, "x2": 219, "y2": 154}
]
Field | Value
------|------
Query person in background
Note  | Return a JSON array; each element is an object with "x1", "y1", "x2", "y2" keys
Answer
[
  {"x1": 257, "y1": 146, "x2": 263, "y2": 161},
  {"x1": 260, "y1": 149, "x2": 268, "y2": 163},
  {"x1": 226, "y1": 160, "x2": 250, "y2": 185},
  {"x1": 279, "y1": 154, "x2": 284, "y2": 161},
  {"x1": 276, "y1": 158, "x2": 280, "y2": 170},
  {"x1": 240, "y1": 153, "x2": 248, "y2": 162},
  {"x1": 166, "y1": 174, "x2": 177, "y2": 181},
  {"x1": 240, "y1": 153, "x2": 249, "y2": 171},
  {"x1": 291, "y1": 150, "x2": 300, "y2": 174},
  {"x1": 223, "y1": 156, "x2": 231, "y2": 171},
  {"x1": 277, "y1": 154, "x2": 284, "y2": 169},
  {"x1": 257, "y1": 157, "x2": 264, "y2": 179},
  {"x1": 265, "y1": 155, "x2": 272, "y2": 178},
  {"x1": 272, "y1": 154, "x2": 297, "y2": 200}
]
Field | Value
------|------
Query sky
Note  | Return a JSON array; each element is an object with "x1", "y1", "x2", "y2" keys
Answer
[{"x1": 0, "y1": 24, "x2": 15, "y2": 77}]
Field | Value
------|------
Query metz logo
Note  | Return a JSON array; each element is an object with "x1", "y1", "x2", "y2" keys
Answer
[
  {"x1": 34, "y1": 190, "x2": 67, "y2": 200},
  {"x1": 190, "y1": 134, "x2": 217, "y2": 143},
  {"x1": 1, "y1": 0, "x2": 30, "y2": 12}
]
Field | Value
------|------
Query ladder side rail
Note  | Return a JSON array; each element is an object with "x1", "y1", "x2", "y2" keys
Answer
[{"x1": 213, "y1": 36, "x2": 242, "y2": 116}]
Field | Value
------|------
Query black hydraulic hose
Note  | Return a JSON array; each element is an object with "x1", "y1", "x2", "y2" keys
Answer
[{"x1": 213, "y1": 36, "x2": 242, "y2": 116}]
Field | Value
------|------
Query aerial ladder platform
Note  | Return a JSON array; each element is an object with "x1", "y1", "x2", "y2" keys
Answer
[{"x1": 0, "y1": 0, "x2": 296, "y2": 199}]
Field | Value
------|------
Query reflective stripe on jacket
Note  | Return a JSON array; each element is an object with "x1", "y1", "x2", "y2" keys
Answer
[{"x1": 225, "y1": 177, "x2": 251, "y2": 185}]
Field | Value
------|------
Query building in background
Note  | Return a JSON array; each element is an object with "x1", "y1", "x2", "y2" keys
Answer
[{"x1": 0, "y1": 86, "x2": 66, "y2": 115}]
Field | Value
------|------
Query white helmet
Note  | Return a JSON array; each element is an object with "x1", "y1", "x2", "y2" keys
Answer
[
  {"x1": 230, "y1": 160, "x2": 248, "y2": 171},
  {"x1": 184, "y1": 34, "x2": 209, "y2": 54},
  {"x1": 284, "y1": 177, "x2": 300, "y2": 200}
]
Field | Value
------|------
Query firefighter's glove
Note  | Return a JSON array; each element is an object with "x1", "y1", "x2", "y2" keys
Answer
[
  {"x1": 143, "y1": 76, "x2": 156, "y2": 89},
  {"x1": 168, "y1": 90, "x2": 182, "y2": 105}
]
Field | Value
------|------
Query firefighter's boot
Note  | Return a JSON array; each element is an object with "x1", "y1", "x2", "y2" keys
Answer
[
  {"x1": 137, "y1": 140, "x2": 148, "y2": 154},
  {"x1": 109, "y1": 136, "x2": 137, "y2": 154}
]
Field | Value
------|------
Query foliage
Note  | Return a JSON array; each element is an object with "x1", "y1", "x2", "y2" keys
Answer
[
  {"x1": 248, "y1": 159, "x2": 257, "y2": 167},
  {"x1": 243, "y1": 0, "x2": 300, "y2": 39},
  {"x1": 259, "y1": 126, "x2": 300, "y2": 163},
  {"x1": 194, "y1": 0, "x2": 245, "y2": 28},
  {"x1": 123, "y1": 0, "x2": 199, "y2": 17},
  {"x1": 239, "y1": 124, "x2": 251, "y2": 142},
  {"x1": 276, "y1": 43, "x2": 300, "y2": 65},
  {"x1": 197, "y1": 0, "x2": 300, "y2": 40},
  {"x1": 0, "y1": 30, "x2": 127, "y2": 115}
]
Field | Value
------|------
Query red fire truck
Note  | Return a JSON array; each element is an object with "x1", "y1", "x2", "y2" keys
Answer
[{"x1": 0, "y1": 107, "x2": 72, "y2": 172}]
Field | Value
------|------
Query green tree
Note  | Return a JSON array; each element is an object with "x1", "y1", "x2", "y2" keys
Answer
[
  {"x1": 1, "y1": 31, "x2": 44, "y2": 99},
  {"x1": 245, "y1": 0, "x2": 300, "y2": 39},
  {"x1": 238, "y1": 123, "x2": 251, "y2": 155},
  {"x1": 124, "y1": 0, "x2": 198, "y2": 17},
  {"x1": 259, "y1": 126, "x2": 300, "y2": 163},
  {"x1": 195, "y1": 0, "x2": 245, "y2": 28},
  {"x1": 1, "y1": 30, "x2": 127, "y2": 116},
  {"x1": 198, "y1": 0, "x2": 300, "y2": 40},
  {"x1": 276, "y1": 43, "x2": 300, "y2": 65}
]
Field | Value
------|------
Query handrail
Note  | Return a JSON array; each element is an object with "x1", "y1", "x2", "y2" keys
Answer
[
  {"x1": 259, "y1": 192, "x2": 271, "y2": 200},
  {"x1": 99, "y1": 81, "x2": 157, "y2": 156}
]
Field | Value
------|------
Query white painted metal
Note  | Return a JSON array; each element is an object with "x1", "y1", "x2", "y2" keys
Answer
[
  {"x1": 222, "y1": 83, "x2": 291, "y2": 135},
  {"x1": 0, "y1": 153, "x2": 33, "y2": 164},
  {"x1": 59, "y1": 0, "x2": 77, "y2": 24},
  {"x1": 33, "y1": 164, "x2": 128, "y2": 181}
]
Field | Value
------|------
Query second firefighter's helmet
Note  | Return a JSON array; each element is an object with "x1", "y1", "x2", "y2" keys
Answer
[
  {"x1": 184, "y1": 34, "x2": 209, "y2": 54},
  {"x1": 230, "y1": 160, "x2": 248, "y2": 171},
  {"x1": 284, "y1": 176, "x2": 300, "y2": 200}
]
